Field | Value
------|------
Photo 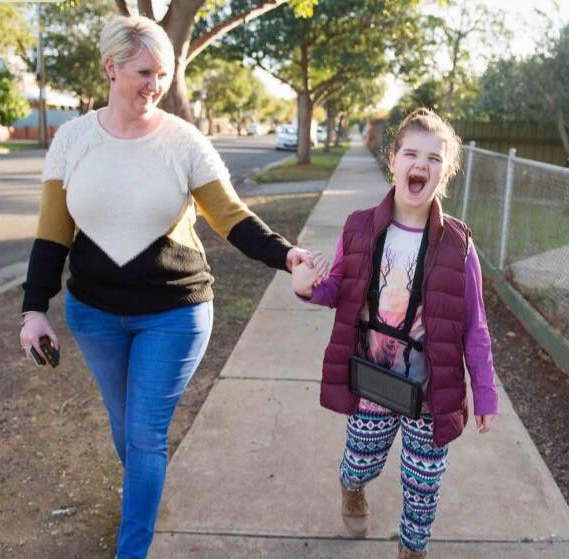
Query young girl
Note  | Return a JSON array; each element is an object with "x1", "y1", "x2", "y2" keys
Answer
[{"x1": 292, "y1": 108, "x2": 498, "y2": 559}]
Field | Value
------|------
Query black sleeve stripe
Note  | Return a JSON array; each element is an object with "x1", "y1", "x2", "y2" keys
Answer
[
  {"x1": 22, "y1": 239, "x2": 70, "y2": 313},
  {"x1": 227, "y1": 215, "x2": 293, "y2": 271}
]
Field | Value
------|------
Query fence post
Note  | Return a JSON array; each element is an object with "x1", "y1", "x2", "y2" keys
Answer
[
  {"x1": 499, "y1": 148, "x2": 516, "y2": 271},
  {"x1": 461, "y1": 141, "x2": 475, "y2": 221}
]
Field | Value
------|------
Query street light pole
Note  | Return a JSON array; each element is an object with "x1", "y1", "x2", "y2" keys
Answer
[{"x1": 36, "y1": 2, "x2": 48, "y2": 148}]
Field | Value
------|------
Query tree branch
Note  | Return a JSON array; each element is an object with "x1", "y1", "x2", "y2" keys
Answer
[
  {"x1": 187, "y1": 0, "x2": 288, "y2": 63},
  {"x1": 138, "y1": 0, "x2": 155, "y2": 20},
  {"x1": 115, "y1": 0, "x2": 131, "y2": 17}
]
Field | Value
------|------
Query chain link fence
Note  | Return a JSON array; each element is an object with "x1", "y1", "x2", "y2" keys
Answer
[{"x1": 445, "y1": 143, "x2": 569, "y2": 372}]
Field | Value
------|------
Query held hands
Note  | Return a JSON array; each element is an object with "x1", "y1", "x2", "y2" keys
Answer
[
  {"x1": 20, "y1": 311, "x2": 59, "y2": 364},
  {"x1": 292, "y1": 252, "x2": 329, "y2": 298},
  {"x1": 286, "y1": 247, "x2": 319, "y2": 271}
]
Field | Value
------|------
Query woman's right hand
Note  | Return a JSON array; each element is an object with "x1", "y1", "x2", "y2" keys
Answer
[{"x1": 19, "y1": 312, "x2": 59, "y2": 362}]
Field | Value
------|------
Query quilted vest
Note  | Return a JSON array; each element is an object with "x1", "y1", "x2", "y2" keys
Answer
[{"x1": 320, "y1": 188, "x2": 471, "y2": 446}]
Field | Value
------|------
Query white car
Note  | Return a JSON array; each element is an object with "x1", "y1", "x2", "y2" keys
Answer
[
  {"x1": 247, "y1": 123, "x2": 265, "y2": 135},
  {"x1": 316, "y1": 126, "x2": 327, "y2": 143},
  {"x1": 275, "y1": 125, "x2": 298, "y2": 150}
]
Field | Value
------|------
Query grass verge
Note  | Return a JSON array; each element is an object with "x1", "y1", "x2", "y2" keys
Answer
[
  {"x1": 0, "y1": 141, "x2": 42, "y2": 151},
  {"x1": 255, "y1": 144, "x2": 348, "y2": 183}
]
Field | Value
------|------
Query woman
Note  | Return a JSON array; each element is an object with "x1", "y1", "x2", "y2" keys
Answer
[{"x1": 19, "y1": 14, "x2": 317, "y2": 559}]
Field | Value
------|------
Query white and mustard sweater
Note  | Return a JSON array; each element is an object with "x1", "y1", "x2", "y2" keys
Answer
[{"x1": 22, "y1": 110, "x2": 292, "y2": 315}]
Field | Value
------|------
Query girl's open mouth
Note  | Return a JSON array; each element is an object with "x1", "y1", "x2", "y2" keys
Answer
[{"x1": 408, "y1": 174, "x2": 427, "y2": 194}]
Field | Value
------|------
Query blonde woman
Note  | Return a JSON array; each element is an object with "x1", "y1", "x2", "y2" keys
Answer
[{"x1": 20, "y1": 14, "x2": 317, "y2": 559}]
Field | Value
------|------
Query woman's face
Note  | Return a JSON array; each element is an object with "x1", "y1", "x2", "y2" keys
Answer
[
  {"x1": 108, "y1": 46, "x2": 171, "y2": 118},
  {"x1": 388, "y1": 129, "x2": 447, "y2": 220}
]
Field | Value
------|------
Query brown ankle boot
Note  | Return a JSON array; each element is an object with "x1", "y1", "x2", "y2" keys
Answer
[
  {"x1": 398, "y1": 542, "x2": 427, "y2": 558},
  {"x1": 341, "y1": 486, "x2": 369, "y2": 537}
]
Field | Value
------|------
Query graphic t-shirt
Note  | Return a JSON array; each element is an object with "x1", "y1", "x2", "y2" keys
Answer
[{"x1": 359, "y1": 222, "x2": 428, "y2": 411}]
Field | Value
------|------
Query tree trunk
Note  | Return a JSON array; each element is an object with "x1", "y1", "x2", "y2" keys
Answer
[
  {"x1": 161, "y1": 65, "x2": 194, "y2": 122},
  {"x1": 296, "y1": 91, "x2": 313, "y2": 165},
  {"x1": 158, "y1": 1, "x2": 200, "y2": 122},
  {"x1": 323, "y1": 100, "x2": 334, "y2": 152}
]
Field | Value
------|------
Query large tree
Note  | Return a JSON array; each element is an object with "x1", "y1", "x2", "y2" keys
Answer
[
  {"x1": 115, "y1": 0, "x2": 318, "y2": 122},
  {"x1": 224, "y1": 0, "x2": 427, "y2": 163}
]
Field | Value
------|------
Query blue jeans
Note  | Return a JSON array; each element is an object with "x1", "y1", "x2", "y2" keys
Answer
[{"x1": 65, "y1": 292, "x2": 213, "y2": 559}]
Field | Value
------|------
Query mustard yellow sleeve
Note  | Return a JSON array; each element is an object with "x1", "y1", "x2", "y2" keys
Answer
[
  {"x1": 192, "y1": 178, "x2": 292, "y2": 271},
  {"x1": 191, "y1": 178, "x2": 254, "y2": 239},
  {"x1": 36, "y1": 179, "x2": 75, "y2": 247}
]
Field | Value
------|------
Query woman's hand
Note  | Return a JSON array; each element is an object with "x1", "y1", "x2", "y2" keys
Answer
[
  {"x1": 286, "y1": 247, "x2": 322, "y2": 271},
  {"x1": 19, "y1": 312, "x2": 59, "y2": 362},
  {"x1": 292, "y1": 252, "x2": 328, "y2": 297}
]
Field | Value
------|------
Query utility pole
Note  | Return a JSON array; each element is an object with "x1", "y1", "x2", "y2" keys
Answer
[{"x1": 37, "y1": 3, "x2": 48, "y2": 148}]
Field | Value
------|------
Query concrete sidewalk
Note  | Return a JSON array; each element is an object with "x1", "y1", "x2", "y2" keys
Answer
[{"x1": 148, "y1": 141, "x2": 569, "y2": 559}]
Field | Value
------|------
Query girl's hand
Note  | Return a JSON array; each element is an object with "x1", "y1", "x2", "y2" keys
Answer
[
  {"x1": 475, "y1": 414, "x2": 495, "y2": 434},
  {"x1": 292, "y1": 252, "x2": 328, "y2": 297}
]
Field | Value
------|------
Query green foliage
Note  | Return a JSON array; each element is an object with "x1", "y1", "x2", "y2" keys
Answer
[
  {"x1": 0, "y1": 71, "x2": 31, "y2": 126},
  {"x1": 288, "y1": 0, "x2": 318, "y2": 18},
  {"x1": 460, "y1": 20, "x2": 569, "y2": 155},
  {"x1": 42, "y1": 0, "x2": 117, "y2": 113},
  {"x1": 0, "y1": 4, "x2": 34, "y2": 59},
  {"x1": 227, "y1": 0, "x2": 426, "y2": 106},
  {"x1": 217, "y1": 63, "x2": 266, "y2": 130}
]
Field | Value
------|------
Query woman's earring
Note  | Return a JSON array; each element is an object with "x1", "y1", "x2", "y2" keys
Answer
[{"x1": 111, "y1": 77, "x2": 115, "y2": 82}]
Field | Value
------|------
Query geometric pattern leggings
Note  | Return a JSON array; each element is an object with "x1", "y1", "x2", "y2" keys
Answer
[{"x1": 340, "y1": 407, "x2": 449, "y2": 552}]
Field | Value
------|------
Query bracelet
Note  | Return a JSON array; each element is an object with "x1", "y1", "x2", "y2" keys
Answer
[{"x1": 19, "y1": 312, "x2": 45, "y2": 329}]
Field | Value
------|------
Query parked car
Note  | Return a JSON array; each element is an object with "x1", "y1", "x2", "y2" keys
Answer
[
  {"x1": 247, "y1": 123, "x2": 266, "y2": 135},
  {"x1": 275, "y1": 125, "x2": 298, "y2": 150},
  {"x1": 316, "y1": 126, "x2": 327, "y2": 143}
]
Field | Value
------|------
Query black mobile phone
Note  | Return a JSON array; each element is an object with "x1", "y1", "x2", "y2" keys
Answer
[{"x1": 30, "y1": 336, "x2": 60, "y2": 368}]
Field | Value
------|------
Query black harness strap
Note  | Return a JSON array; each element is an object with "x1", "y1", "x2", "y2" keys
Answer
[{"x1": 359, "y1": 223, "x2": 429, "y2": 377}]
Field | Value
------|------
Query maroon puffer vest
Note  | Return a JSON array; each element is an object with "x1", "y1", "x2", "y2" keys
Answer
[{"x1": 320, "y1": 188, "x2": 471, "y2": 446}]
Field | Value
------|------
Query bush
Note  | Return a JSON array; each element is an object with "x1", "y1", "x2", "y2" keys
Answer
[{"x1": 0, "y1": 71, "x2": 30, "y2": 126}]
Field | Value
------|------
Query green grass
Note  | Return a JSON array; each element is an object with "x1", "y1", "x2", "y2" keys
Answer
[
  {"x1": 443, "y1": 196, "x2": 569, "y2": 262},
  {"x1": 255, "y1": 144, "x2": 349, "y2": 183},
  {"x1": 0, "y1": 141, "x2": 42, "y2": 151}
]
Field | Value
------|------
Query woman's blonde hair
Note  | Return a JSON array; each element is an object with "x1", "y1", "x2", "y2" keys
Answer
[
  {"x1": 99, "y1": 15, "x2": 174, "y2": 84},
  {"x1": 388, "y1": 108, "x2": 462, "y2": 198}
]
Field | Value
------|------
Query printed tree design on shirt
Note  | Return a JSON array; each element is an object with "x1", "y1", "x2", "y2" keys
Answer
[{"x1": 373, "y1": 247, "x2": 419, "y2": 369}]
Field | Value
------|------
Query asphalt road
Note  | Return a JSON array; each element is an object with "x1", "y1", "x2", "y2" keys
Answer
[{"x1": 0, "y1": 133, "x2": 292, "y2": 277}]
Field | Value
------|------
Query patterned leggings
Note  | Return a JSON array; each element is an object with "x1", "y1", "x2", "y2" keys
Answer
[{"x1": 340, "y1": 407, "x2": 449, "y2": 552}]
